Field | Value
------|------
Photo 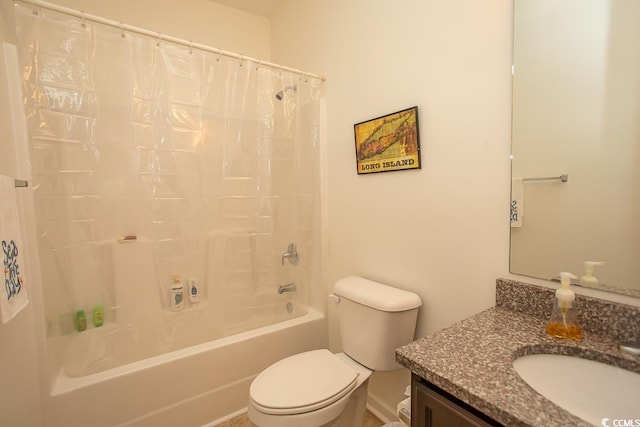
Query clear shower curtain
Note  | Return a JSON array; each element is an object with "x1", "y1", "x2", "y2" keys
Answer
[{"x1": 13, "y1": 3, "x2": 322, "y2": 375}]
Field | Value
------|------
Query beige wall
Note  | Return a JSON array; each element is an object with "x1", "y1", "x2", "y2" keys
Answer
[{"x1": 271, "y1": 0, "x2": 514, "y2": 418}]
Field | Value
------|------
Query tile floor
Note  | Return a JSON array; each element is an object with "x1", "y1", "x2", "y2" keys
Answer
[{"x1": 217, "y1": 410, "x2": 385, "y2": 426}]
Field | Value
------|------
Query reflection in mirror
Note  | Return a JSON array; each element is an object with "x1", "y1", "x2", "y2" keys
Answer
[{"x1": 510, "y1": 0, "x2": 640, "y2": 297}]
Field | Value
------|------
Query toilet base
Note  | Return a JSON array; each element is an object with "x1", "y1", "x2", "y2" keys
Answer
[{"x1": 334, "y1": 375, "x2": 369, "y2": 427}]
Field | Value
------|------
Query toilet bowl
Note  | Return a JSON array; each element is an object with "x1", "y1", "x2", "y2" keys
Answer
[{"x1": 248, "y1": 276, "x2": 422, "y2": 427}]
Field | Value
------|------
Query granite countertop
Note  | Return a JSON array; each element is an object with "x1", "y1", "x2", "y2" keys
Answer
[{"x1": 395, "y1": 280, "x2": 640, "y2": 427}]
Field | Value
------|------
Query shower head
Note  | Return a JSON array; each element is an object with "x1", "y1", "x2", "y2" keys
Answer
[{"x1": 275, "y1": 85, "x2": 298, "y2": 100}]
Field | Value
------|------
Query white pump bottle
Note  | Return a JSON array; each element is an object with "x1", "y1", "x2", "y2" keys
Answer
[
  {"x1": 555, "y1": 272, "x2": 576, "y2": 307},
  {"x1": 579, "y1": 261, "x2": 605, "y2": 287}
]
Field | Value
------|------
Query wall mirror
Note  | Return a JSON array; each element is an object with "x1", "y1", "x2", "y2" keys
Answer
[{"x1": 510, "y1": 0, "x2": 640, "y2": 297}]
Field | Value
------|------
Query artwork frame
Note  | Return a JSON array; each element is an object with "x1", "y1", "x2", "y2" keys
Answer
[{"x1": 353, "y1": 106, "x2": 421, "y2": 174}]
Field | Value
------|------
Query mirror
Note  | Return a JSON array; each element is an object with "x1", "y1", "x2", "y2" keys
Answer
[{"x1": 510, "y1": 0, "x2": 640, "y2": 297}]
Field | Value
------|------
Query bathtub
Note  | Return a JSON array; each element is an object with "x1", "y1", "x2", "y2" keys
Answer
[{"x1": 44, "y1": 305, "x2": 326, "y2": 427}]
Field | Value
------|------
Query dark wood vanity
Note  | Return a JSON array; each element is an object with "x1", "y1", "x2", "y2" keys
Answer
[{"x1": 411, "y1": 375, "x2": 501, "y2": 427}]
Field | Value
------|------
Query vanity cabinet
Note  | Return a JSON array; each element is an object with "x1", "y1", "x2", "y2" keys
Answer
[{"x1": 411, "y1": 375, "x2": 501, "y2": 427}]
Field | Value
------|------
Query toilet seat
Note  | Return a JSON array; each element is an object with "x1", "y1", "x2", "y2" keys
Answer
[{"x1": 250, "y1": 349, "x2": 359, "y2": 415}]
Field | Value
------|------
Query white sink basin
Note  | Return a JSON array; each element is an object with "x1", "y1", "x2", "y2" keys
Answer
[{"x1": 513, "y1": 354, "x2": 640, "y2": 426}]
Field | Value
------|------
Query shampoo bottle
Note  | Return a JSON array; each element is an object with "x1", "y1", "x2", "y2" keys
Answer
[
  {"x1": 75, "y1": 310, "x2": 87, "y2": 332},
  {"x1": 170, "y1": 275, "x2": 184, "y2": 311},
  {"x1": 579, "y1": 261, "x2": 605, "y2": 287},
  {"x1": 546, "y1": 272, "x2": 582, "y2": 340},
  {"x1": 92, "y1": 305, "x2": 104, "y2": 327}
]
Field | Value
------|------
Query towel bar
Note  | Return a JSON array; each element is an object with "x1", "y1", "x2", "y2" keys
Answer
[{"x1": 522, "y1": 174, "x2": 568, "y2": 183}]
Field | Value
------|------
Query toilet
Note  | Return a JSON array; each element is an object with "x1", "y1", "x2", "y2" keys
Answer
[{"x1": 248, "y1": 276, "x2": 422, "y2": 427}]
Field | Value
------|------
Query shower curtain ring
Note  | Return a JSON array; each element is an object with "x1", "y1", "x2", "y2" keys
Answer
[
  {"x1": 156, "y1": 32, "x2": 161, "y2": 47},
  {"x1": 80, "y1": 11, "x2": 86, "y2": 28},
  {"x1": 188, "y1": 41, "x2": 193, "y2": 55},
  {"x1": 120, "y1": 22, "x2": 125, "y2": 38}
]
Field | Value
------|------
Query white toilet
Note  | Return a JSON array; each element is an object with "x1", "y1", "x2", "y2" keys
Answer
[{"x1": 248, "y1": 276, "x2": 422, "y2": 427}]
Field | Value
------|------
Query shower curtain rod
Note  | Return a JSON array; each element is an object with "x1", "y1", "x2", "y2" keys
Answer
[{"x1": 18, "y1": 0, "x2": 325, "y2": 82}]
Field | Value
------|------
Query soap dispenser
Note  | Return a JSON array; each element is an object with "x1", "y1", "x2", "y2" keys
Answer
[
  {"x1": 579, "y1": 261, "x2": 605, "y2": 287},
  {"x1": 546, "y1": 272, "x2": 583, "y2": 340}
]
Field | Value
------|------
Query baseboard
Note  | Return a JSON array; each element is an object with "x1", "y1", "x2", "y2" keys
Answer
[
  {"x1": 207, "y1": 398, "x2": 398, "y2": 427},
  {"x1": 366, "y1": 393, "x2": 400, "y2": 424},
  {"x1": 204, "y1": 407, "x2": 247, "y2": 427}
]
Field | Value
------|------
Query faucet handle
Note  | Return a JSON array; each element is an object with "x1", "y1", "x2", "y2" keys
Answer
[{"x1": 281, "y1": 243, "x2": 299, "y2": 266}]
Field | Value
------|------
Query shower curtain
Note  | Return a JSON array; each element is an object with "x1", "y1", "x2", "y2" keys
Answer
[{"x1": 13, "y1": 2, "x2": 322, "y2": 375}]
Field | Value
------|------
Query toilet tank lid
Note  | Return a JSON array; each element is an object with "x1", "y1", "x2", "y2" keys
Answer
[{"x1": 333, "y1": 276, "x2": 422, "y2": 312}]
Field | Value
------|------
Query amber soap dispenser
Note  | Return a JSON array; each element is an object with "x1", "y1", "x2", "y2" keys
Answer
[{"x1": 546, "y1": 272, "x2": 583, "y2": 340}]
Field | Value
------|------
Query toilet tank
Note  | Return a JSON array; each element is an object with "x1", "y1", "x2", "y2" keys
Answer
[{"x1": 333, "y1": 276, "x2": 422, "y2": 371}]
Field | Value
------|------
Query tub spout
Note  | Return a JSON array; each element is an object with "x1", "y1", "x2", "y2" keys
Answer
[{"x1": 278, "y1": 283, "x2": 297, "y2": 294}]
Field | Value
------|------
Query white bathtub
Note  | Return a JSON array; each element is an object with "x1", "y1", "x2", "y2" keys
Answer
[{"x1": 44, "y1": 305, "x2": 326, "y2": 427}]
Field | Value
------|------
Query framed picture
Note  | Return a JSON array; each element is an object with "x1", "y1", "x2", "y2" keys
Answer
[{"x1": 353, "y1": 106, "x2": 421, "y2": 174}]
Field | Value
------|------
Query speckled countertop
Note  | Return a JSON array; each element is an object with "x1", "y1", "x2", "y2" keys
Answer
[{"x1": 395, "y1": 279, "x2": 640, "y2": 427}]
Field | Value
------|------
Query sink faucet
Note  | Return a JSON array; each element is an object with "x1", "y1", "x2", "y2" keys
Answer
[
  {"x1": 278, "y1": 283, "x2": 297, "y2": 294},
  {"x1": 620, "y1": 342, "x2": 640, "y2": 358},
  {"x1": 281, "y1": 243, "x2": 299, "y2": 266}
]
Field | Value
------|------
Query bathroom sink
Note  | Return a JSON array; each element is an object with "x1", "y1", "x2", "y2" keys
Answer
[{"x1": 513, "y1": 354, "x2": 640, "y2": 425}]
